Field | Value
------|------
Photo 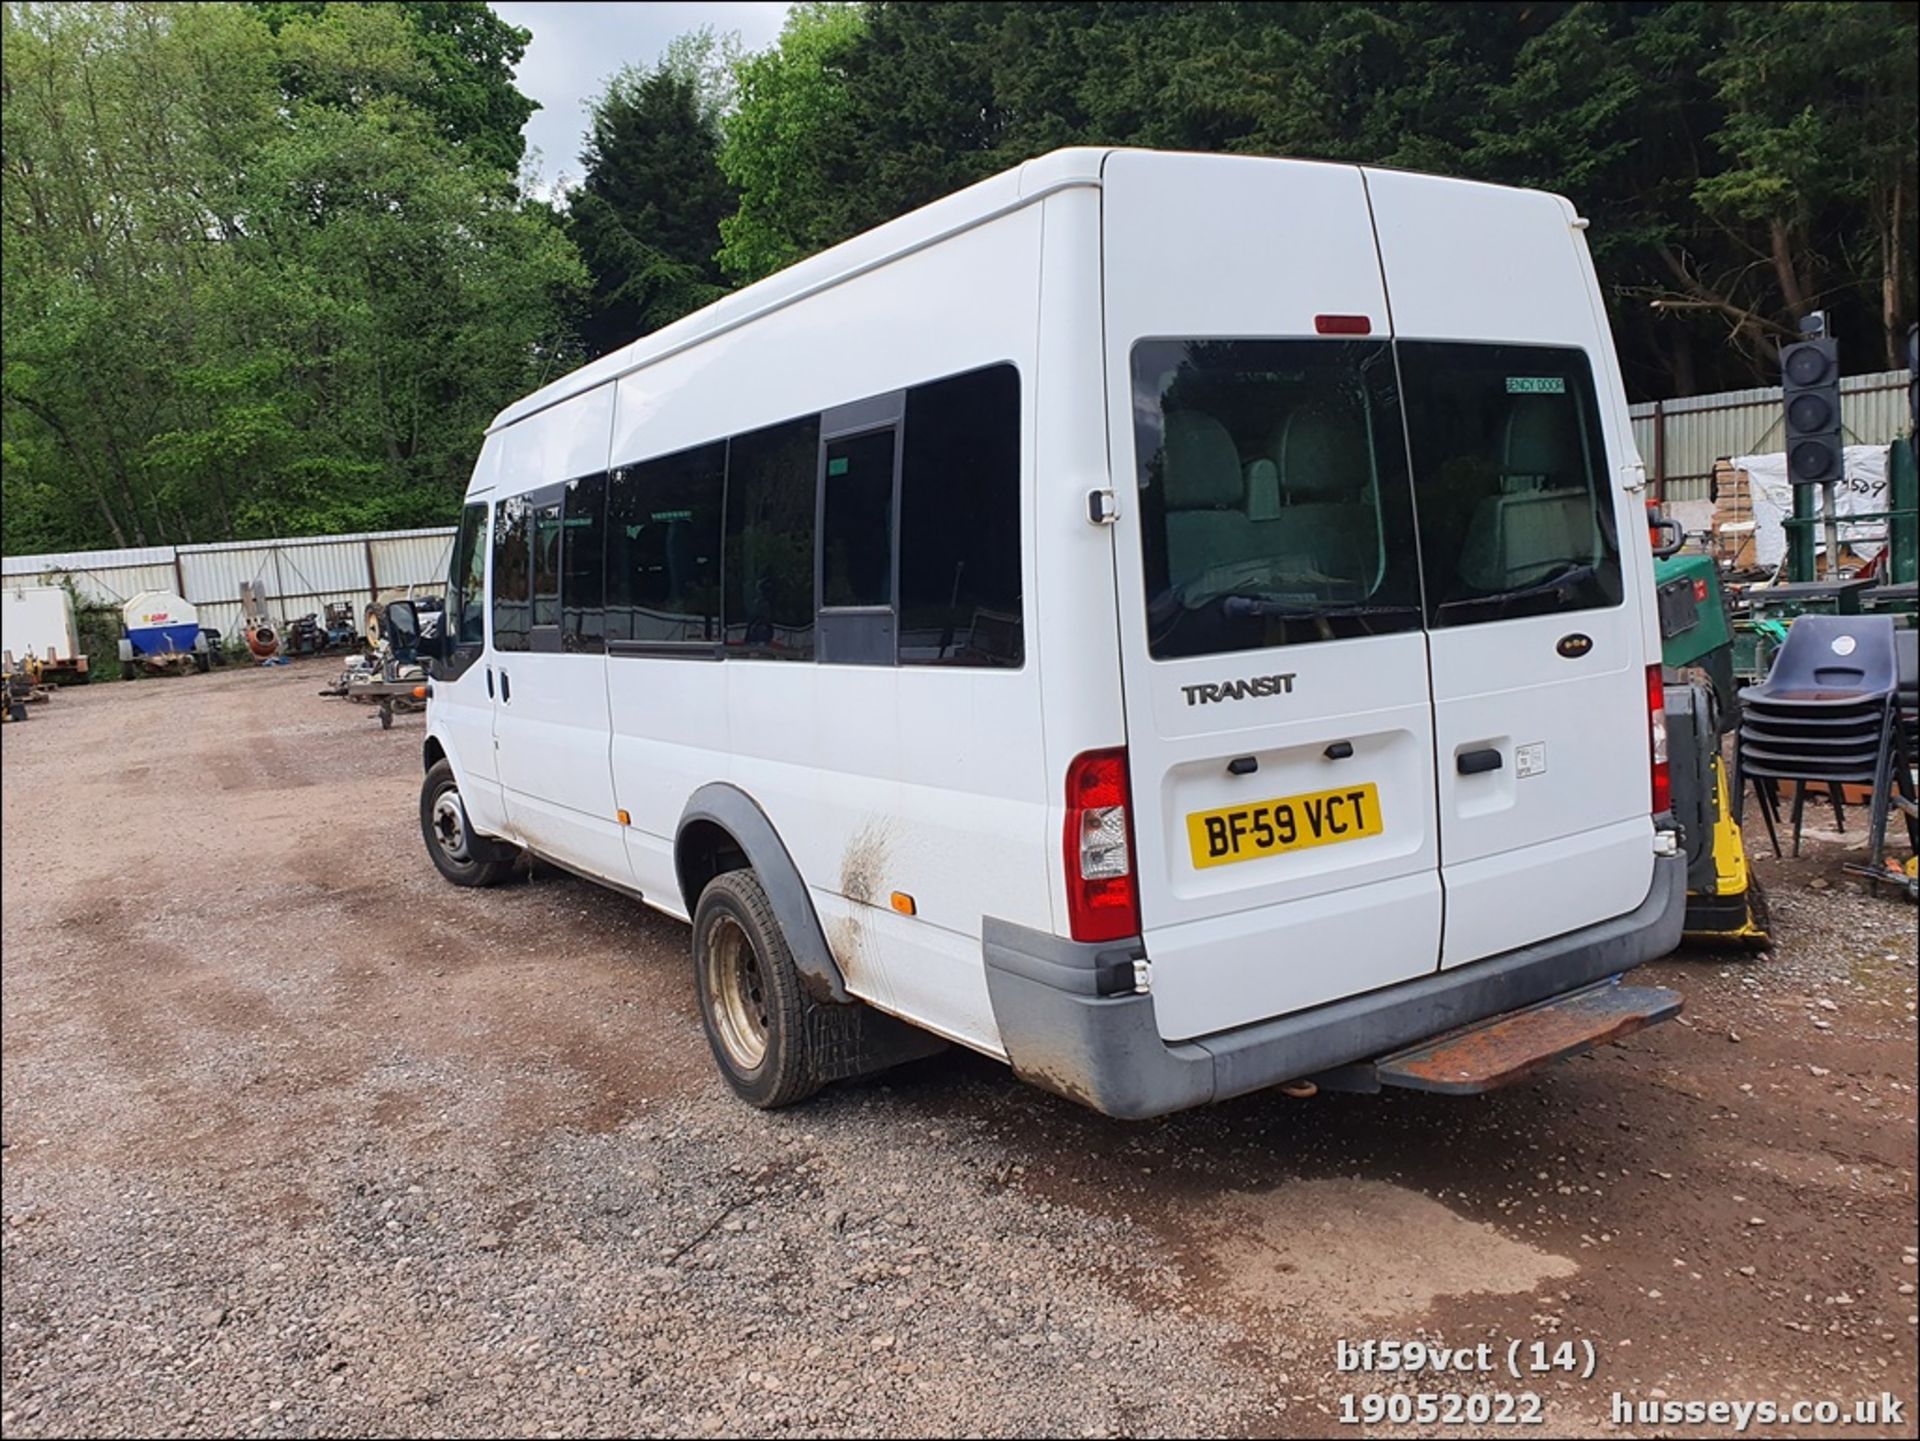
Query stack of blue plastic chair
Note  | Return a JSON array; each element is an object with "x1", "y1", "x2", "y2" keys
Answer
[{"x1": 1732, "y1": 615, "x2": 1914, "y2": 862}]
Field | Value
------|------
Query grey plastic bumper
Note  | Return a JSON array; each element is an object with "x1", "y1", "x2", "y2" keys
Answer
[{"x1": 983, "y1": 852, "x2": 1688, "y2": 1120}]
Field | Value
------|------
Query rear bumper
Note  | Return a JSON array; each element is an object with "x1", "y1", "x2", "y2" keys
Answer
[{"x1": 982, "y1": 851, "x2": 1687, "y2": 1119}]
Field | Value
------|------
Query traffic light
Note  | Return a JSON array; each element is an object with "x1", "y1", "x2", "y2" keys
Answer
[{"x1": 1780, "y1": 316, "x2": 1842, "y2": 487}]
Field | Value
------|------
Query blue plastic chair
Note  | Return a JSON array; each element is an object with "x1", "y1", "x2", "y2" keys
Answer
[{"x1": 1734, "y1": 615, "x2": 1910, "y2": 858}]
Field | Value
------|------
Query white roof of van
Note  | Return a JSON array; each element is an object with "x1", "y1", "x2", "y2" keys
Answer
[
  {"x1": 490, "y1": 147, "x2": 1572, "y2": 435},
  {"x1": 489, "y1": 147, "x2": 1112, "y2": 433}
]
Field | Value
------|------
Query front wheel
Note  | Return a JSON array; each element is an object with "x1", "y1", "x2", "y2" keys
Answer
[
  {"x1": 692, "y1": 870, "x2": 823, "y2": 1109},
  {"x1": 419, "y1": 758, "x2": 517, "y2": 886}
]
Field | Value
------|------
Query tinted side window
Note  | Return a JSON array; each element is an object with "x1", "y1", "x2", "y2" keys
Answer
[
  {"x1": 562, "y1": 471, "x2": 606, "y2": 653},
  {"x1": 724, "y1": 417, "x2": 819, "y2": 659},
  {"x1": 607, "y1": 441, "x2": 726, "y2": 642},
  {"x1": 532, "y1": 500, "x2": 561, "y2": 629},
  {"x1": 1397, "y1": 342, "x2": 1622, "y2": 627},
  {"x1": 449, "y1": 501, "x2": 488, "y2": 648},
  {"x1": 899, "y1": 364, "x2": 1023, "y2": 666},
  {"x1": 491, "y1": 494, "x2": 530, "y2": 652},
  {"x1": 821, "y1": 429, "x2": 895, "y2": 608}
]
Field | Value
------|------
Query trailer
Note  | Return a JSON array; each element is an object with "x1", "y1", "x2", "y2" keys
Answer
[{"x1": 1, "y1": 584, "x2": 90, "y2": 684}]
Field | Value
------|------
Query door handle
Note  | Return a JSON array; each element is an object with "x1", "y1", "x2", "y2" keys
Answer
[
  {"x1": 1227, "y1": 756, "x2": 1258, "y2": 776},
  {"x1": 499, "y1": 670, "x2": 510, "y2": 703},
  {"x1": 485, "y1": 666, "x2": 493, "y2": 699},
  {"x1": 1457, "y1": 747, "x2": 1502, "y2": 775},
  {"x1": 1323, "y1": 741, "x2": 1354, "y2": 760}
]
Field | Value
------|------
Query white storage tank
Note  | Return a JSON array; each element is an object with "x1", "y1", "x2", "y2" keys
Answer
[{"x1": 123, "y1": 590, "x2": 202, "y2": 657}]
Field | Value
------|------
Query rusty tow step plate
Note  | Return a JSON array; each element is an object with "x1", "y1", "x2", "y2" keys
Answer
[{"x1": 1368, "y1": 981, "x2": 1684, "y2": 1095}]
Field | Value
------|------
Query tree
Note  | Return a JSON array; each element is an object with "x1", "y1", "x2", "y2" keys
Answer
[
  {"x1": 2, "y1": 2, "x2": 582, "y2": 552},
  {"x1": 710, "y1": 2, "x2": 1917, "y2": 395},
  {"x1": 254, "y1": 0, "x2": 538, "y2": 176},
  {"x1": 717, "y1": 4, "x2": 869, "y2": 283},
  {"x1": 1696, "y1": 2, "x2": 1918, "y2": 370},
  {"x1": 567, "y1": 40, "x2": 738, "y2": 355}
]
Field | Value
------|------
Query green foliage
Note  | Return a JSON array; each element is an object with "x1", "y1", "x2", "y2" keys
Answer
[
  {"x1": 2, "y1": 1, "x2": 581, "y2": 554},
  {"x1": 8, "y1": 1, "x2": 1914, "y2": 560},
  {"x1": 253, "y1": 1, "x2": 537, "y2": 174},
  {"x1": 52, "y1": 576, "x2": 125, "y2": 682},
  {"x1": 567, "y1": 43, "x2": 737, "y2": 356},
  {"x1": 717, "y1": 4, "x2": 869, "y2": 283},
  {"x1": 700, "y1": 1, "x2": 1916, "y2": 395}
]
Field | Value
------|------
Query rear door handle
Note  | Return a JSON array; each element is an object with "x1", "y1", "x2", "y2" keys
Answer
[
  {"x1": 499, "y1": 671, "x2": 510, "y2": 704},
  {"x1": 485, "y1": 666, "x2": 493, "y2": 699},
  {"x1": 1457, "y1": 747, "x2": 1502, "y2": 775}
]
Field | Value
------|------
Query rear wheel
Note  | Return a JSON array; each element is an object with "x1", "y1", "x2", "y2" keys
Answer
[
  {"x1": 693, "y1": 869, "x2": 822, "y2": 1108},
  {"x1": 420, "y1": 758, "x2": 516, "y2": 886}
]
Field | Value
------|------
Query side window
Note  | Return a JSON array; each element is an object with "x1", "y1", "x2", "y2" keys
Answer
[
  {"x1": 899, "y1": 364, "x2": 1023, "y2": 666},
  {"x1": 815, "y1": 392, "x2": 903, "y2": 666},
  {"x1": 448, "y1": 501, "x2": 488, "y2": 648},
  {"x1": 724, "y1": 416, "x2": 818, "y2": 659},
  {"x1": 531, "y1": 500, "x2": 562, "y2": 631},
  {"x1": 562, "y1": 471, "x2": 606, "y2": 653},
  {"x1": 607, "y1": 441, "x2": 726, "y2": 644},
  {"x1": 491, "y1": 494, "x2": 531, "y2": 652},
  {"x1": 821, "y1": 429, "x2": 896, "y2": 609}
]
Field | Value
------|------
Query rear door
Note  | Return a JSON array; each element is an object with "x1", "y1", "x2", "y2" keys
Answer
[
  {"x1": 1364, "y1": 170, "x2": 1654, "y2": 967},
  {"x1": 1101, "y1": 152, "x2": 1443, "y2": 1043}
]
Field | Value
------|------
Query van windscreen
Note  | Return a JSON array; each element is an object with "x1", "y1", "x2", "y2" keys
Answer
[
  {"x1": 1397, "y1": 341, "x2": 1622, "y2": 627},
  {"x1": 1131, "y1": 338, "x2": 1423, "y2": 660}
]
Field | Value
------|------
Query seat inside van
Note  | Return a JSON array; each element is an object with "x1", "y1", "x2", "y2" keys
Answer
[
  {"x1": 1160, "y1": 403, "x2": 1378, "y2": 600},
  {"x1": 1457, "y1": 394, "x2": 1600, "y2": 592},
  {"x1": 1267, "y1": 402, "x2": 1374, "y2": 592}
]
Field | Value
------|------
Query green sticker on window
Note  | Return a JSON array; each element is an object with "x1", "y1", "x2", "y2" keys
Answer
[
  {"x1": 828, "y1": 457, "x2": 850, "y2": 476},
  {"x1": 1506, "y1": 376, "x2": 1566, "y2": 394}
]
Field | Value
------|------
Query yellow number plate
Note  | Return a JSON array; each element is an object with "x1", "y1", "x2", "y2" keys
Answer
[{"x1": 1186, "y1": 782, "x2": 1384, "y2": 869}]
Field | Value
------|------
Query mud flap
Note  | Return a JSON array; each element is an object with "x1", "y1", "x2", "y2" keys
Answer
[{"x1": 1317, "y1": 980, "x2": 1683, "y2": 1095}]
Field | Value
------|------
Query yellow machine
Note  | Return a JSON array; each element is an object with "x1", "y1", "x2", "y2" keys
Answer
[
  {"x1": 1652, "y1": 519, "x2": 1770, "y2": 946},
  {"x1": 1681, "y1": 751, "x2": 1770, "y2": 945}
]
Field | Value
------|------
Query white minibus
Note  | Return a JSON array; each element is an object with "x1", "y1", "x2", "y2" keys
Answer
[{"x1": 405, "y1": 148, "x2": 1687, "y2": 1117}]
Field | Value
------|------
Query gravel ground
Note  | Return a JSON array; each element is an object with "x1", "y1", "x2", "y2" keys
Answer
[{"x1": 2, "y1": 663, "x2": 1914, "y2": 1438}]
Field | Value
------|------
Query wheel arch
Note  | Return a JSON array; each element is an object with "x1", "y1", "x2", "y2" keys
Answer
[{"x1": 676, "y1": 784, "x2": 850, "y2": 1004}]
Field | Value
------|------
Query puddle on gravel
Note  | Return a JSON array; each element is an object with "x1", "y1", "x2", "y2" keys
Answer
[{"x1": 1200, "y1": 1178, "x2": 1576, "y2": 1321}]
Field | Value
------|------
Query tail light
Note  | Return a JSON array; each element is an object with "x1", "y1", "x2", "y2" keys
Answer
[
  {"x1": 1064, "y1": 748, "x2": 1140, "y2": 943},
  {"x1": 1646, "y1": 664, "x2": 1671, "y2": 815}
]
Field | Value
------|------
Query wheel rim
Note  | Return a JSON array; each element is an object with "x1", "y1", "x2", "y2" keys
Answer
[
  {"x1": 705, "y1": 915, "x2": 770, "y2": 1071},
  {"x1": 430, "y1": 788, "x2": 471, "y2": 863}
]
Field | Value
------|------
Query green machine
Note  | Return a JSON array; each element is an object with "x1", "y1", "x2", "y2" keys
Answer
[{"x1": 1651, "y1": 515, "x2": 1770, "y2": 945}]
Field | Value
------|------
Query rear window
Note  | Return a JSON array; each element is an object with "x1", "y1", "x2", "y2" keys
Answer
[
  {"x1": 1398, "y1": 342, "x2": 1622, "y2": 627},
  {"x1": 1131, "y1": 339, "x2": 1424, "y2": 660}
]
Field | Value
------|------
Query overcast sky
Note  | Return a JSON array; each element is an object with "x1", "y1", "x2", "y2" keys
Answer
[{"x1": 495, "y1": 2, "x2": 791, "y2": 198}]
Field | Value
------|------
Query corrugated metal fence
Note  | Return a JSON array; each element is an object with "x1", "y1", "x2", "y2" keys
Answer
[
  {"x1": 1632, "y1": 368, "x2": 1910, "y2": 503},
  {"x1": 2, "y1": 526, "x2": 456, "y2": 640}
]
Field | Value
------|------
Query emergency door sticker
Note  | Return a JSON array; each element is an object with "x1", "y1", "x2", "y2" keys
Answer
[{"x1": 1515, "y1": 741, "x2": 1547, "y2": 779}]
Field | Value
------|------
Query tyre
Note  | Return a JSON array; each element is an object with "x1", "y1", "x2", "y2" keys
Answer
[
  {"x1": 419, "y1": 758, "x2": 517, "y2": 887},
  {"x1": 692, "y1": 869, "x2": 823, "y2": 1109},
  {"x1": 194, "y1": 651, "x2": 211, "y2": 674}
]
